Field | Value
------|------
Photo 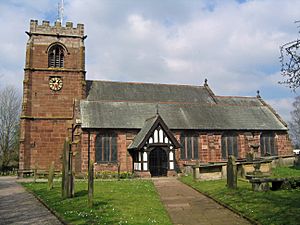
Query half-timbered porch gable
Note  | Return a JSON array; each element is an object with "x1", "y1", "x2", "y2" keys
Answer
[{"x1": 128, "y1": 114, "x2": 180, "y2": 151}]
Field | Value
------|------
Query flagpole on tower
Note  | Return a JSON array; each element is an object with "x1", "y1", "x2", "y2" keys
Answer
[{"x1": 57, "y1": 0, "x2": 64, "y2": 24}]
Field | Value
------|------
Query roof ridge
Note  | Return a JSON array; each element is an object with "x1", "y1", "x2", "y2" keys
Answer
[
  {"x1": 216, "y1": 95, "x2": 256, "y2": 99},
  {"x1": 86, "y1": 79, "x2": 206, "y2": 89},
  {"x1": 80, "y1": 99, "x2": 267, "y2": 107}
]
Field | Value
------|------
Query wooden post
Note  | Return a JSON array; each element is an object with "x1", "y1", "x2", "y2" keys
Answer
[
  {"x1": 47, "y1": 161, "x2": 55, "y2": 190},
  {"x1": 88, "y1": 160, "x2": 94, "y2": 208},
  {"x1": 62, "y1": 138, "x2": 69, "y2": 199},
  {"x1": 68, "y1": 141, "x2": 74, "y2": 198},
  {"x1": 117, "y1": 162, "x2": 121, "y2": 181},
  {"x1": 62, "y1": 138, "x2": 74, "y2": 198}
]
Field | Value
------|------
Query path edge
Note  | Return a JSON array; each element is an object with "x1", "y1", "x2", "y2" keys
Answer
[
  {"x1": 20, "y1": 182, "x2": 69, "y2": 225},
  {"x1": 152, "y1": 178, "x2": 178, "y2": 225},
  {"x1": 178, "y1": 178, "x2": 261, "y2": 225}
]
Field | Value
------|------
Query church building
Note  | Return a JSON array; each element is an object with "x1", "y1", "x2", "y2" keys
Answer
[{"x1": 19, "y1": 20, "x2": 293, "y2": 177}]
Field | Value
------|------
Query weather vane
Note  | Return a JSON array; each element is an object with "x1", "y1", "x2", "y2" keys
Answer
[{"x1": 57, "y1": 0, "x2": 64, "y2": 24}]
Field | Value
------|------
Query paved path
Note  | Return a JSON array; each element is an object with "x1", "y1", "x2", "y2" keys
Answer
[
  {"x1": 0, "y1": 176, "x2": 62, "y2": 225},
  {"x1": 153, "y1": 178, "x2": 252, "y2": 225}
]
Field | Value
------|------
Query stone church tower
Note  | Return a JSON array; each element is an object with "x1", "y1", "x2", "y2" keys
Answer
[{"x1": 19, "y1": 20, "x2": 86, "y2": 173}]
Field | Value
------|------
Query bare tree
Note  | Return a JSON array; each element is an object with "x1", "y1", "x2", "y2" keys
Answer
[
  {"x1": 279, "y1": 21, "x2": 300, "y2": 89},
  {"x1": 289, "y1": 96, "x2": 300, "y2": 148},
  {"x1": 0, "y1": 86, "x2": 21, "y2": 174}
]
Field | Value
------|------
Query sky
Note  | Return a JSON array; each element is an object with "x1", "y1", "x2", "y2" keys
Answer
[{"x1": 0, "y1": 0, "x2": 299, "y2": 122}]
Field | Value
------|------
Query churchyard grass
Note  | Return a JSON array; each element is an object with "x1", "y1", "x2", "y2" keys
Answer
[
  {"x1": 22, "y1": 179, "x2": 172, "y2": 225},
  {"x1": 180, "y1": 166, "x2": 300, "y2": 225},
  {"x1": 271, "y1": 165, "x2": 300, "y2": 178}
]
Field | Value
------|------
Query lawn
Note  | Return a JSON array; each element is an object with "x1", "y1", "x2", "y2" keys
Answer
[
  {"x1": 271, "y1": 165, "x2": 300, "y2": 178},
  {"x1": 22, "y1": 179, "x2": 172, "y2": 225},
  {"x1": 180, "y1": 166, "x2": 300, "y2": 225}
]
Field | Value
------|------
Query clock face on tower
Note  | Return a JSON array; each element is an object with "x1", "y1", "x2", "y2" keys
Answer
[{"x1": 49, "y1": 77, "x2": 63, "y2": 91}]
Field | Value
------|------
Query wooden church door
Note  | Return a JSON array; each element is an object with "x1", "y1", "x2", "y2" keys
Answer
[{"x1": 149, "y1": 148, "x2": 168, "y2": 176}]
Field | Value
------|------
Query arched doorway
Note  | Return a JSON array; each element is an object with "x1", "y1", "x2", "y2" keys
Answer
[{"x1": 149, "y1": 148, "x2": 168, "y2": 177}]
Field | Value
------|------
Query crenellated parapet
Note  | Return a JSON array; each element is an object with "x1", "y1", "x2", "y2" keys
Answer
[{"x1": 29, "y1": 20, "x2": 84, "y2": 37}]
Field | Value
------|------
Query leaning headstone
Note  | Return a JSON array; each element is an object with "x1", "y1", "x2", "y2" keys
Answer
[
  {"x1": 48, "y1": 161, "x2": 55, "y2": 190},
  {"x1": 227, "y1": 155, "x2": 237, "y2": 189},
  {"x1": 88, "y1": 160, "x2": 94, "y2": 208}
]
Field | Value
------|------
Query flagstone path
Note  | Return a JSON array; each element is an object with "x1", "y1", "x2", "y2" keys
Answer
[
  {"x1": 153, "y1": 177, "x2": 253, "y2": 225},
  {"x1": 0, "y1": 175, "x2": 253, "y2": 225},
  {"x1": 0, "y1": 176, "x2": 62, "y2": 225}
]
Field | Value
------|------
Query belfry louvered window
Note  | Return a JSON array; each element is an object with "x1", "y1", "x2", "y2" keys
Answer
[{"x1": 48, "y1": 45, "x2": 64, "y2": 68}]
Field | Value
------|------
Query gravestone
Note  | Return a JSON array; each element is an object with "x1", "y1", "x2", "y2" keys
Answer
[
  {"x1": 33, "y1": 163, "x2": 38, "y2": 183},
  {"x1": 47, "y1": 161, "x2": 55, "y2": 190},
  {"x1": 227, "y1": 155, "x2": 237, "y2": 189},
  {"x1": 295, "y1": 155, "x2": 300, "y2": 166},
  {"x1": 192, "y1": 161, "x2": 200, "y2": 180}
]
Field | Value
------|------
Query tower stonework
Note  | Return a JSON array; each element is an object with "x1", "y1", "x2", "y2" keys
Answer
[{"x1": 19, "y1": 20, "x2": 86, "y2": 174}]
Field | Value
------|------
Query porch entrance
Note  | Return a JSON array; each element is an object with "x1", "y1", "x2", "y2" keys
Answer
[{"x1": 149, "y1": 148, "x2": 168, "y2": 177}]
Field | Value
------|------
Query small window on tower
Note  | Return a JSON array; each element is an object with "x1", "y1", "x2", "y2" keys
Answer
[{"x1": 48, "y1": 45, "x2": 64, "y2": 68}]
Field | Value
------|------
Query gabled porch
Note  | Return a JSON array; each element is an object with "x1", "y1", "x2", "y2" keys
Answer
[{"x1": 128, "y1": 114, "x2": 181, "y2": 177}]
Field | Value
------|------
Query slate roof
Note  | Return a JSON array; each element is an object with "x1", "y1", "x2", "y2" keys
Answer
[
  {"x1": 80, "y1": 80, "x2": 287, "y2": 131},
  {"x1": 215, "y1": 96, "x2": 263, "y2": 106},
  {"x1": 86, "y1": 80, "x2": 215, "y2": 103}
]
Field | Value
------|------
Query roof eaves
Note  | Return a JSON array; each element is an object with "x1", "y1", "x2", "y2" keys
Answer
[{"x1": 257, "y1": 97, "x2": 288, "y2": 128}]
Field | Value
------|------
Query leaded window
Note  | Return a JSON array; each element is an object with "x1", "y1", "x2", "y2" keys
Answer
[
  {"x1": 95, "y1": 133, "x2": 117, "y2": 162},
  {"x1": 260, "y1": 133, "x2": 277, "y2": 156},
  {"x1": 180, "y1": 133, "x2": 199, "y2": 160},
  {"x1": 221, "y1": 133, "x2": 238, "y2": 159},
  {"x1": 48, "y1": 45, "x2": 64, "y2": 68}
]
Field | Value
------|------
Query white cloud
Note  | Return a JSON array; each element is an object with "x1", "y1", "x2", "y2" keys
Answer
[
  {"x1": 0, "y1": 0, "x2": 300, "y2": 120},
  {"x1": 267, "y1": 97, "x2": 294, "y2": 122}
]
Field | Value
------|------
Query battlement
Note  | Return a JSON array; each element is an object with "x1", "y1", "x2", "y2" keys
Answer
[{"x1": 29, "y1": 20, "x2": 84, "y2": 37}]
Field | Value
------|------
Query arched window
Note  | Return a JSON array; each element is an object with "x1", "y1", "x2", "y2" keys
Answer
[{"x1": 48, "y1": 45, "x2": 64, "y2": 68}]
